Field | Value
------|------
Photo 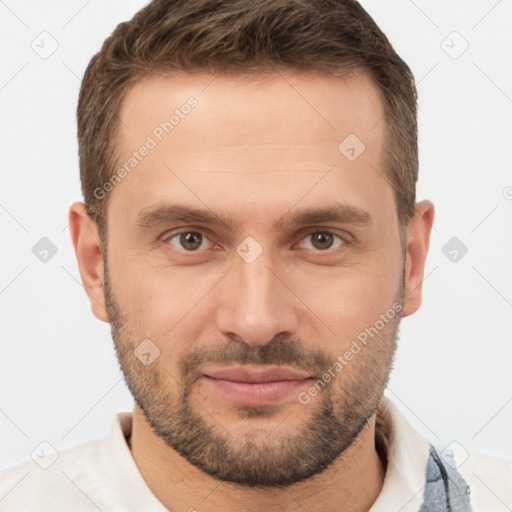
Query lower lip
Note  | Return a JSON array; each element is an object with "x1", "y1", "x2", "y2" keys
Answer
[{"x1": 202, "y1": 376, "x2": 312, "y2": 405}]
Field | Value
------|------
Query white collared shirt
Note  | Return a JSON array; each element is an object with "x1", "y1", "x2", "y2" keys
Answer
[{"x1": 1, "y1": 396, "x2": 510, "y2": 511}]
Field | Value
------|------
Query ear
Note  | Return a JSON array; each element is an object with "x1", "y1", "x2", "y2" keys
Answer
[
  {"x1": 68, "y1": 202, "x2": 109, "y2": 323},
  {"x1": 402, "y1": 200, "x2": 435, "y2": 317}
]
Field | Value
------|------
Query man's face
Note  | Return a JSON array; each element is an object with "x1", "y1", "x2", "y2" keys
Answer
[{"x1": 102, "y1": 71, "x2": 405, "y2": 486}]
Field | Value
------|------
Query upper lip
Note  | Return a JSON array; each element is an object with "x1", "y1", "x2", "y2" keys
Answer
[{"x1": 203, "y1": 366, "x2": 313, "y2": 383}]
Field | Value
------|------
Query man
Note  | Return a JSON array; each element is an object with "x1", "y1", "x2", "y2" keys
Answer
[{"x1": 1, "y1": 0, "x2": 510, "y2": 510}]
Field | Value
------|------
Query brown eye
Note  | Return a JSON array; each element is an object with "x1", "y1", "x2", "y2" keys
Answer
[
  {"x1": 166, "y1": 231, "x2": 210, "y2": 251},
  {"x1": 301, "y1": 231, "x2": 345, "y2": 251}
]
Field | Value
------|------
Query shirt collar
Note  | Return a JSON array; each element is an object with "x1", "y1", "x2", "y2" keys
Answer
[
  {"x1": 98, "y1": 411, "x2": 169, "y2": 511},
  {"x1": 101, "y1": 394, "x2": 431, "y2": 511},
  {"x1": 370, "y1": 394, "x2": 431, "y2": 511}
]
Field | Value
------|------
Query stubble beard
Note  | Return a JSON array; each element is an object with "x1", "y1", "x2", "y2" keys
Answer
[{"x1": 103, "y1": 258, "x2": 403, "y2": 487}]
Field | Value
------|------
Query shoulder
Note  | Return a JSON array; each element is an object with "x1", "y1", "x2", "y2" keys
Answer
[
  {"x1": 375, "y1": 396, "x2": 512, "y2": 511},
  {"x1": 457, "y1": 449, "x2": 512, "y2": 510},
  {"x1": 0, "y1": 437, "x2": 105, "y2": 511},
  {"x1": 428, "y1": 441, "x2": 512, "y2": 511}
]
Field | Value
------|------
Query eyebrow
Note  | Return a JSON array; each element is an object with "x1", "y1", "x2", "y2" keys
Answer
[{"x1": 134, "y1": 202, "x2": 373, "y2": 232}]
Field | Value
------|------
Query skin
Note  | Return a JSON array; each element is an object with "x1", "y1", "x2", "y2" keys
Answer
[{"x1": 69, "y1": 70, "x2": 434, "y2": 512}]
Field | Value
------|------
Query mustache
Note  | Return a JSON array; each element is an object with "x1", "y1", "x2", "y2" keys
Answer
[{"x1": 180, "y1": 334, "x2": 331, "y2": 382}]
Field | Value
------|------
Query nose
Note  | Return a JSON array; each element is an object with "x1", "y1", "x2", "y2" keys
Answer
[{"x1": 214, "y1": 243, "x2": 300, "y2": 346}]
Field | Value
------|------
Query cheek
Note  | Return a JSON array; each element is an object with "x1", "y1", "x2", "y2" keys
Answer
[
  {"x1": 289, "y1": 259, "x2": 401, "y2": 343},
  {"x1": 109, "y1": 262, "x2": 217, "y2": 366},
  {"x1": 108, "y1": 230, "x2": 402, "y2": 351},
  {"x1": 108, "y1": 250, "x2": 187, "y2": 315}
]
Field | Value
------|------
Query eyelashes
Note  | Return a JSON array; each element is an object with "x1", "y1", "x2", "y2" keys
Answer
[{"x1": 162, "y1": 228, "x2": 350, "y2": 254}]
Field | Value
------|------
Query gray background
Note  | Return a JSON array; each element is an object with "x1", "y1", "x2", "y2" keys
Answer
[{"x1": 1, "y1": 0, "x2": 511, "y2": 473}]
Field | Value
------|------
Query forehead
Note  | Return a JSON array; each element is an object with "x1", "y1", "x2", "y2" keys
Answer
[
  {"x1": 117, "y1": 70, "x2": 385, "y2": 153},
  {"x1": 107, "y1": 70, "x2": 393, "y2": 232}
]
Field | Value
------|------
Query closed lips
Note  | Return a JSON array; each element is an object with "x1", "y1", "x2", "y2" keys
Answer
[{"x1": 203, "y1": 367, "x2": 313, "y2": 383}]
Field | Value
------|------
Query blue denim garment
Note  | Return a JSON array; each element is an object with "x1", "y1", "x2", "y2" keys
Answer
[{"x1": 419, "y1": 445, "x2": 472, "y2": 511}]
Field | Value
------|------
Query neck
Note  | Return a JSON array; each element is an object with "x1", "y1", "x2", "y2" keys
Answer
[{"x1": 129, "y1": 406, "x2": 386, "y2": 512}]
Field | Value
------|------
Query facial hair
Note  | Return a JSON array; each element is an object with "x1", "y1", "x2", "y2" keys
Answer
[{"x1": 103, "y1": 255, "x2": 404, "y2": 488}]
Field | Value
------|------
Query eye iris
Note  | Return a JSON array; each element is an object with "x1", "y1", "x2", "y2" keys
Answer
[
  {"x1": 311, "y1": 232, "x2": 334, "y2": 250},
  {"x1": 180, "y1": 232, "x2": 202, "y2": 250},
  {"x1": 176, "y1": 232, "x2": 336, "y2": 251}
]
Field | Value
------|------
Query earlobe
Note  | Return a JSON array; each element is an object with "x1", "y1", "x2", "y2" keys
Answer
[
  {"x1": 401, "y1": 200, "x2": 435, "y2": 318},
  {"x1": 68, "y1": 202, "x2": 109, "y2": 323}
]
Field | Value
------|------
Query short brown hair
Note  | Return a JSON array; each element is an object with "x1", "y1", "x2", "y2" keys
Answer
[{"x1": 77, "y1": 0, "x2": 418, "y2": 241}]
